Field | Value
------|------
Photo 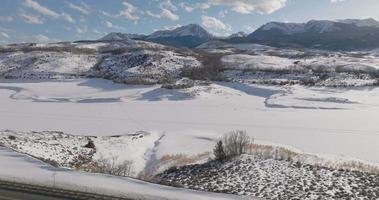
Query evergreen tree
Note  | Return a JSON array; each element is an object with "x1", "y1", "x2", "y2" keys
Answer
[{"x1": 213, "y1": 140, "x2": 226, "y2": 160}]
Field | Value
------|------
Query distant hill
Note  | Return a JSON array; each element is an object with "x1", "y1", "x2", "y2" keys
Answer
[{"x1": 99, "y1": 32, "x2": 145, "y2": 41}]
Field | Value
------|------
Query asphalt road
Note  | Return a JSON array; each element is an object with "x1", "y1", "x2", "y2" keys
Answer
[
  {"x1": 0, "y1": 188, "x2": 68, "y2": 200},
  {"x1": 0, "y1": 180, "x2": 131, "y2": 200}
]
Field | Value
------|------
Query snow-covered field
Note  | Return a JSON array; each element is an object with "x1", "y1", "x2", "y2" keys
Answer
[{"x1": 1, "y1": 78, "x2": 379, "y2": 166}]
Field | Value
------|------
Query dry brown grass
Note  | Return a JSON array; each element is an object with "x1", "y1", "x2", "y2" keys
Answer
[{"x1": 248, "y1": 143, "x2": 379, "y2": 174}]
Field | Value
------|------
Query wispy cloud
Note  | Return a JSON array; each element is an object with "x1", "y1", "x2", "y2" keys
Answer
[
  {"x1": 24, "y1": 0, "x2": 59, "y2": 18},
  {"x1": 146, "y1": 0, "x2": 179, "y2": 21},
  {"x1": 68, "y1": 2, "x2": 91, "y2": 15},
  {"x1": 118, "y1": 1, "x2": 140, "y2": 22},
  {"x1": 146, "y1": 9, "x2": 179, "y2": 21},
  {"x1": 0, "y1": 32, "x2": 10, "y2": 38},
  {"x1": 23, "y1": 0, "x2": 75, "y2": 23},
  {"x1": 0, "y1": 16, "x2": 13, "y2": 22},
  {"x1": 209, "y1": 0, "x2": 287, "y2": 14},
  {"x1": 19, "y1": 10, "x2": 44, "y2": 24},
  {"x1": 160, "y1": 0, "x2": 177, "y2": 11},
  {"x1": 61, "y1": 12, "x2": 75, "y2": 23},
  {"x1": 179, "y1": 2, "x2": 210, "y2": 12}
]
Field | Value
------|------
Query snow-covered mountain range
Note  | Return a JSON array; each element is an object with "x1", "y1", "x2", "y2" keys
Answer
[
  {"x1": 95, "y1": 18, "x2": 379, "y2": 50},
  {"x1": 247, "y1": 18, "x2": 379, "y2": 50}
]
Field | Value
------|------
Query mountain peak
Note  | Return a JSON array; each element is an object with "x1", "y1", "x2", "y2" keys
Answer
[{"x1": 147, "y1": 24, "x2": 213, "y2": 40}]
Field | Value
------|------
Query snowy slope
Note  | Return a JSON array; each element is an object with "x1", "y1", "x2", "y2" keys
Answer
[
  {"x1": 0, "y1": 51, "x2": 98, "y2": 79},
  {"x1": 0, "y1": 130, "x2": 161, "y2": 176},
  {"x1": 95, "y1": 50, "x2": 201, "y2": 84},
  {"x1": 0, "y1": 147, "x2": 245, "y2": 200},
  {"x1": 158, "y1": 155, "x2": 379, "y2": 200}
]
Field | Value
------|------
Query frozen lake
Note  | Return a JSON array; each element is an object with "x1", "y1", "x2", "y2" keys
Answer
[{"x1": 1, "y1": 78, "x2": 379, "y2": 163}]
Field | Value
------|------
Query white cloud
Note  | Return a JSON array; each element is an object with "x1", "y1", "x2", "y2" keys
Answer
[
  {"x1": 0, "y1": 32, "x2": 10, "y2": 38},
  {"x1": 209, "y1": 0, "x2": 287, "y2": 14},
  {"x1": 23, "y1": 0, "x2": 75, "y2": 23},
  {"x1": 61, "y1": 12, "x2": 75, "y2": 23},
  {"x1": 0, "y1": 16, "x2": 13, "y2": 22},
  {"x1": 146, "y1": 9, "x2": 179, "y2": 21},
  {"x1": 331, "y1": 0, "x2": 346, "y2": 2},
  {"x1": 181, "y1": 3, "x2": 209, "y2": 12},
  {"x1": 24, "y1": 0, "x2": 59, "y2": 18},
  {"x1": 118, "y1": 1, "x2": 140, "y2": 22},
  {"x1": 201, "y1": 15, "x2": 232, "y2": 32},
  {"x1": 160, "y1": 0, "x2": 177, "y2": 11},
  {"x1": 179, "y1": 2, "x2": 210, "y2": 12},
  {"x1": 103, "y1": 21, "x2": 113, "y2": 28},
  {"x1": 76, "y1": 26, "x2": 88, "y2": 34},
  {"x1": 68, "y1": 2, "x2": 91, "y2": 15},
  {"x1": 19, "y1": 10, "x2": 44, "y2": 24}
]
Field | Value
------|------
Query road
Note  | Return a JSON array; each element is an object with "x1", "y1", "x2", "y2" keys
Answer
[{"x1": 0, "y1": 180, "x2": 131, "y2": 200}]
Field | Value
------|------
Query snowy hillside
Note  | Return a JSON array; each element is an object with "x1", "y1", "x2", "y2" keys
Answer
[
  {"x1": 0, "y1": 146, "x2": 245, "y2": 200},
  {"x1": 94, "y1": 50, "x2": 201, "y2": 84},
  {"x1": 157, "y1": 155, "x2": 379, "y2": 200},
  {"x1": 0, "y1": 51, "x2": 98, "y2": 79},
  {"x1": 0, "y1": 130, "x2": 161, "y2": 176}
]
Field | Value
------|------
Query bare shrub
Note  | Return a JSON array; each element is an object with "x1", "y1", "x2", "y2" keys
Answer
[
  {"x1": 92, "y1": 155, "x2": 134, "y2": 177},
  {"x1": 84, "y1": 140, "x2": 95, "y2": 149},
  {"x1": 215, "y1": 130, "x2": 254, "y2": 160},
  {"x1": 8, "y1": 135, "x2": 16, "y2": 140},
  {"x1": 182, "y1": 51, "x2": 225, "y2": 81}
]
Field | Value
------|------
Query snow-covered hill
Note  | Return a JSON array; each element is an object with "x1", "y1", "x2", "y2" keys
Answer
[
  {"x1": 94, "y1": 49, "x2": 200, "y2": 84},
  {"x1": 157, "y1": 155, "x2": 379, "y2": 200},
  {"x1": 0, "y1": 39, "x2": 200, "y2": 83}
]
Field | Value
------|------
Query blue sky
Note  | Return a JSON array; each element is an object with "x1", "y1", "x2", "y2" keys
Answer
[{"x1": 1, "y1": 0, "x2": 379, "y2": 44}]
